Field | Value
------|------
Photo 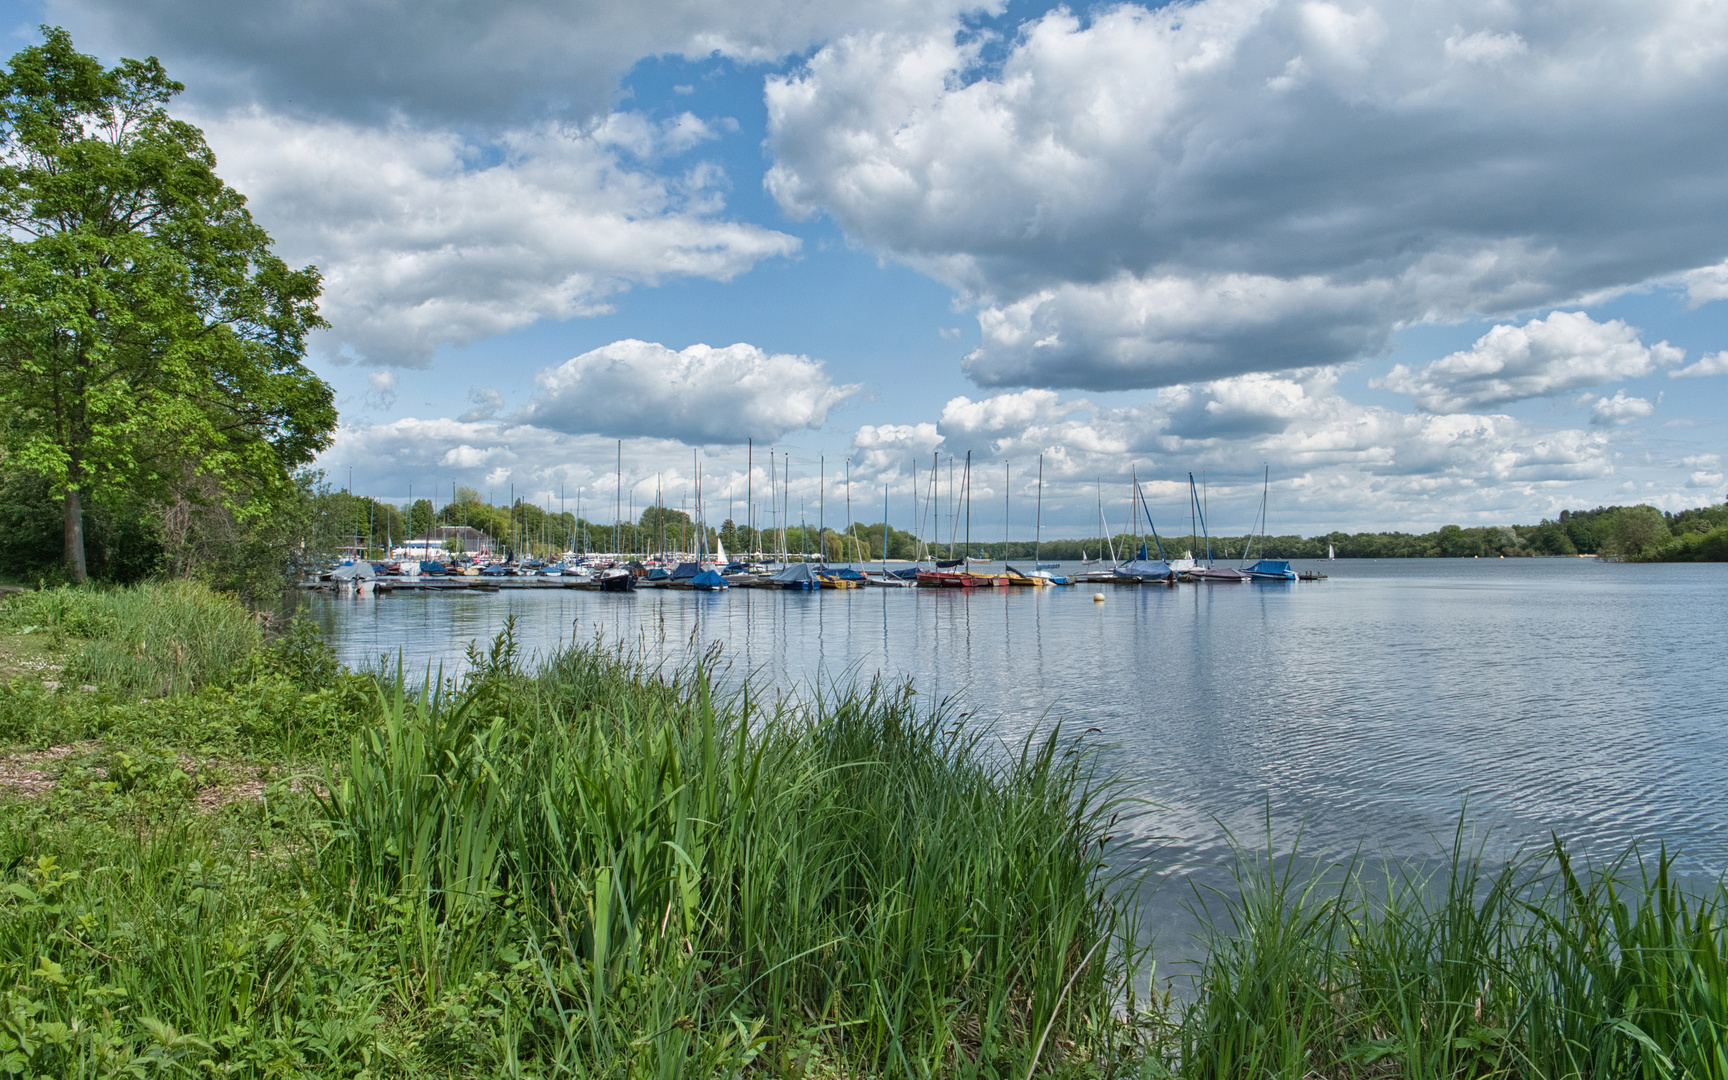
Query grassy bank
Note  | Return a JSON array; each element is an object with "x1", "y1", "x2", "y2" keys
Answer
[
  {"x1": 0, "y1": 586, "x2": 1144, "y2": 1077},
  {"x1": 0, "y1": 583, "x2": 1723, "y2": 1077}
]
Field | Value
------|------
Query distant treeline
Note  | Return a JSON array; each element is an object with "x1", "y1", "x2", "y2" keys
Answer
[
  {"x1": 243, "y1": 492, "x2": 1728, "y2": 564},
  {"x1": 1017, "y1": 502, "x2": 1727, "y2": 562},
  {"x1": 9, "y1": 475, "x2": 1718, "y2": 593},
  {"x1": 815, "y1": 501, "x2": 1728, "y2": 563}
]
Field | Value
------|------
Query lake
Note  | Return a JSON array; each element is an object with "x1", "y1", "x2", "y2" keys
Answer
[{"x1": 306, "y1": 559, "x2": 1728, "y2": 971}]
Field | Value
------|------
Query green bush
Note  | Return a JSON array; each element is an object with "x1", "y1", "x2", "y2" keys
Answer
[{"x1": 1640, "y1": 522, "x2": 1728, "y2": 562}]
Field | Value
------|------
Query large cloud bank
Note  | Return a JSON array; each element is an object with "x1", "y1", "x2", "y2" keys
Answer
[
  {"x1": 48, "y1": 0, "x2": 997, "y2": 123},
  {"x1": 766, "y1": 0, "x2": 1728, "y2": 388}
]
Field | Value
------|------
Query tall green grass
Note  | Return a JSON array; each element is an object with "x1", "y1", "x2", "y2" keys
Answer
[
  {"x1": 1163, "y1": 824, "x2": 1728, "y2": 1079},
  {"x1": 320, "y1": 624, "x2": 1148, "y2": 1076},
  {"x1": 0, "y1": 581, "x2": 262, "y2": 695}
]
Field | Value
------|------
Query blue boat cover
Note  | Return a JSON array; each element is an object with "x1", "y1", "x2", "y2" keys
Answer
[
  {"x1": 830, "y1": 567, "x2": 869, "y2": 581},
  {"x1": 889, "y1": 567, "x2": 921, "y2": 580},
  {"x1": 480, "y1": 562, "x2": 510, "y2": 576},
  {"x1": 1246, "y1": 559, "x2": 1296, "y2": 579},
  {"x1": 419, "y1": 560, "x2": 449, "y2": 575},
  {"x1": 690, "y1": 569, "x2": 728, "y2": 589},
  {"x1": 670, "y1": 561, "x2": 700, "y2": 579},
  {"x1": 1118, "y1": 559, "x2": 1173, "y2": 580},
  {"x1": 647, "y1": 567, "x2": 670, "y2": 580}
]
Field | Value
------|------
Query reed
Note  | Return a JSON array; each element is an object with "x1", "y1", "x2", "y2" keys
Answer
[
  {"x1": 319, "y1": 623, "x2": 1148, "y2": 1076},
  {"x1": 1163, "y1": 824, "x2": 1728, "y2": 1079},
  {"x1": 1, "y1": 581, "x2": 262, "y2": 695}
]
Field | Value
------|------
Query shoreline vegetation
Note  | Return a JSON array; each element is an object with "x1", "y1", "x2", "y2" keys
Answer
[
  {"x1": 4, "y1": 473, "x2": 1722, "y2": 596},
  {"x1": 0, "y1": 583, "x2": 1723, "y2": 1077}
]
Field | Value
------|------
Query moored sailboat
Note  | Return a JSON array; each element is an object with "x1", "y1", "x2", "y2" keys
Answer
[
  {"x1": 1240, "y1": 466, "x2": 1297, "y2": 581},
  {"x1": 1182, "y1": 472, "x2": 1249, "y2": 582}
]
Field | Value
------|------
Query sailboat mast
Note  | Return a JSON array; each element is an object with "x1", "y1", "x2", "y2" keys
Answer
[
  {"x1": 910, "y1": 457, "x2": 919, "y2": 562},
  {"x1": 1136, "y1": 475, "x2": 1166, "y2": 560},
  {"x1": 963, "y1": 451, "x2": 972, "y2": 559},
  {"x1": 1097, "y1": 479, "x2": 1117, "y2": 564},
  {"x1": 948, "y1": 456, "x2": 956, "y2": 560},
  {"x1": 1257, "y1": 464, "x2": 1269, "y2": 563},
  {"x1": 1203, "y1": 468, "x2": 1211, "y2": 557},
  {"x1": 1190, "y1": 473, "x2": 1213, "y2": 565},
  {"x1": 1181, "y1": 476, "x2": 1195, "y2": 563},
  {"x1": 1004, "y1": 461, "x2": 1010, "y2": 564},
  {"x1": 1035, "y1": 454, "x2": 1043, "y2": 568},
  {"x1": 1132, "y1": 467, "x2": 1142, "y2": 557},
  {"x1": 927, "y1": 453, "x2": 939, "y2": 562}
]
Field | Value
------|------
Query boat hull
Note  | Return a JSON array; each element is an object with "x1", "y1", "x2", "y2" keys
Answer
[{"x1": 1185, "y1": 568, "x2": 1251, "y2": 582}]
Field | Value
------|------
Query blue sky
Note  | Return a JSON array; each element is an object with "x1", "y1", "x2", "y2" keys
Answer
[{"x1": 7, "y1": 0, "x2": 1728, "y2": 536}]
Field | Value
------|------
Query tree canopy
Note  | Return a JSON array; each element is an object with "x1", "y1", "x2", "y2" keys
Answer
[{"x1": 0, "y1": 27, "x2": 335, "y2": 581}]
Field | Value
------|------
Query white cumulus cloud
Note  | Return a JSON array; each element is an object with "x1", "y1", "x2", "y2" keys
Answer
[
  {"x1": 852, "y1": 422, "x2": 945, "y2": 476},
  {"x1": 1681, "y1": 260, "x2": 1728, "y2": 306},
  {"x1": 523, "y1": 339, "x2": 862, "y2": 444},
  {"x1": 1590, "y1": 390, "x2": 1657, "y2": 425},
  {"x1": 1375, "y1": 312, "x2": 1682, "y2": 412},
  {"x1": 363, "y1": 369, "x2": 399, "y2": 410},
  {"x1": 1444, "y1": 29, "x2": 1528, "y2": 64},
  {"x1": 1670, "y1": 351, "x2": 1728, "y2": 378}
]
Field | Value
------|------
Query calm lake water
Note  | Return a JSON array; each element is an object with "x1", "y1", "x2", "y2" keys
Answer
[{"x1": 307, "y1": 559, "x2": 1728, "y2": 967}]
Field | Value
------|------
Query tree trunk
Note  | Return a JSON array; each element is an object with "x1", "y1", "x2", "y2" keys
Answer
[{"x1": 64, "y1": 486, "x2": 88, "y2": 583}]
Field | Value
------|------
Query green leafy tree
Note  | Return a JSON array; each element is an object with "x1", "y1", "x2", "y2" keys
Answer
[
  {"x1": 1602, "y1": 505, "x2": 1669, "y2": 558},
  {"x1": 0, "y1": 28, "x2": 335, "y2": 581}
]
